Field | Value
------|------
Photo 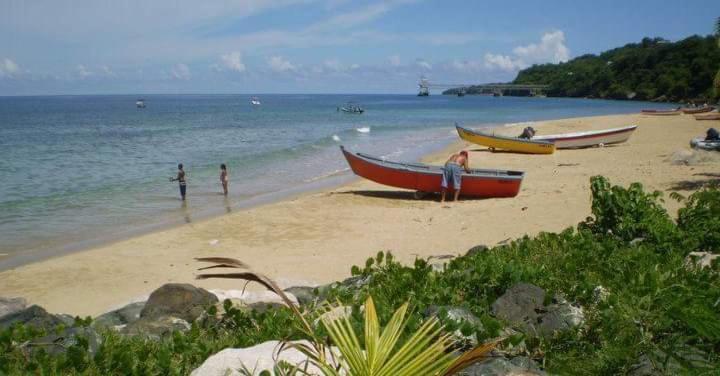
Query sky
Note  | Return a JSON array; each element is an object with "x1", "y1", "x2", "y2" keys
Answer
[{"x1": 0, "y1": 0, "x2": 717, "y2": 95}]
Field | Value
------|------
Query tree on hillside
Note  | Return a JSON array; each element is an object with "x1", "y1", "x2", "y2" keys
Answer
[{"x1": 715, "y1": 17, "x2": 720, "y2": 100}]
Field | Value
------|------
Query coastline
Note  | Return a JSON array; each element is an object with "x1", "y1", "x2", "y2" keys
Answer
[{"x1": 1, "y1": 112, "x2": 718, "y2": 317}]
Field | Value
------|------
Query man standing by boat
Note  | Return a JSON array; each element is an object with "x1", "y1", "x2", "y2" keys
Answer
[
  {"x1": 441, "y1": 151, "x2": 469, "y2": 203},
  {"x1": 170, "y1": 163, "x2": 187, "y2": 200}
]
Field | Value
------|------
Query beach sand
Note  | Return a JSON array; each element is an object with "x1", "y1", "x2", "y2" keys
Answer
[{"x1": 1, "y1": 113, "x2": 718, "y2": 317}]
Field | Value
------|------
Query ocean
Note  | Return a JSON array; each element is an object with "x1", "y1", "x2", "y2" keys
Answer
[{"x1": 0, "y1": 94, "x2": 655, "y2": 268}]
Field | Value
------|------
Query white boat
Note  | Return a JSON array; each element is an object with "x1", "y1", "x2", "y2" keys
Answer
[
  {"x1": 533, "y1": 125, "x2": 637, "y2": 149},
  {"x1": 136, "y1": 99, "x2": 146, "y2": 108},
  {"x1": 250, "y1": 97, "x2": 261, "y2": 105}
]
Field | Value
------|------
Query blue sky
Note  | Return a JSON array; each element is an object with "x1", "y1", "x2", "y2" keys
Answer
[{"x1": 0, "y1": 0, "x2": 716, "y2": 95}]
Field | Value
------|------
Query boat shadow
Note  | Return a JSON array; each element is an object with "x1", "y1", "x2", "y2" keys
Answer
[
  {"x1": 334, "y1": 190, "x2": 489, "y2": 202},
  {"x1": 668, "y1": 173, "x2": 720, "y2": 191}
]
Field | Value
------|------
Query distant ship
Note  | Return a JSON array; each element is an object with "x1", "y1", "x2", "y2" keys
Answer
[
  {"x1": 338, "y1": 102, "x2": 364, "y2": 114},
  {"x1": 136, "y1": 99, "x2": 146, "y2": 108},
  {"x1": 250, "y1": 97, "x2": 261, "y2": 106}
]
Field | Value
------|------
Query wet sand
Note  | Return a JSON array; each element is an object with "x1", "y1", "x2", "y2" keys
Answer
[{"x1": 1, "y1": 112, "x2": 718, "y2": 317}]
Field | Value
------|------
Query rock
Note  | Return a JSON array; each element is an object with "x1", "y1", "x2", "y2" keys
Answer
[
  {"x1": 317, "y1": 305, "x2": 352, "y2": 325},
  {"x1": 457, "y1": 356, "x2": 546, "y2": 376},
  {"x1": 466, "y1": 245, "x2": 490, "y2": 257},
  {"x1": 629, "y1": 347, "x2": 713, "y2": 375},
  {"x1": 684, "y1": 252, "x2": 720, "y2": 270},
  {"x1": 29, "y1": 327, "x2": 102, "y2": 356},
  {"x1": 141, "y1": 284, "x2": 218, "y2": 322},
  {"x1": 93, "y1": 301, "x2": 145, "y2": 329},
  {"x1": 121, "y1": 316, "x2": 191, "y2": 340},
  {"x1": 592, "y1": 286, "x2": 610, "y2": 304},
  {"x1": 284, "y1": 286, "x2": 318, "y2": 306},
  {"x1": 424, "y1": 306, "x2": 483, "y2": 347},
  {"x1": 210, "y1": 289, "x2": 298, "y2": 308},
  {"x1": 0, "y1": 305, "x2": 66, "y2": 331},
  {"x1": 491, "y1": 283, "x2": 584, "y2": 337},
  {"x1": 191, "y1": 340, "x2": 337, "y2": 376},
  {"x1": 428, "y1": 254, "x2": 456, "y2": 272},
  {"x1": 0, "y1": 297, "x2": 27, "y2": 320}
]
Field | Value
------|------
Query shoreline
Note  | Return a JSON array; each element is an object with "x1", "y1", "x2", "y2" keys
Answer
[{"x1": 1, "y1": 112, "x2": 718, "y2": 317}]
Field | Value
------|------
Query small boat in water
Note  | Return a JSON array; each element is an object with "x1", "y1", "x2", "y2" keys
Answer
[
  {"x1": 456, "y1": 125, "x2": 555, "y2": 154},
  {"x1": 338, "y1": 102, "x2": 364, "y2": 114},
  {"x1": 682, "y1": 106, "x2": 715, "y2": 114},
  {"x1": 533, "y1": 125, "x2": 638, "y2": 149},
  {"x1": 136, "y1": 99, "x2": 146, "y2": 108},
  {"x1": 694, "y1": 113, "x2": 720, "y2": 121},
  {"x1": 641, "y1": 109, "x2": 681, "y2": 116},
  {"x1": 250, "y1": 97, "x2": 261, "y2": 106},
  {"x1": 340, "y1": 146, "x2": 525, "y2": 198}
]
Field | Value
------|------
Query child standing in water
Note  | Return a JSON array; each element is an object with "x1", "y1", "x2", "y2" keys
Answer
[{"x1": 220, "y1": 164, "x2": 229, "y2": 195}]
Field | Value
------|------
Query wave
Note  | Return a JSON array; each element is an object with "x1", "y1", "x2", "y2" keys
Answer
[
  {"x1": 332, "y1": 135, "x2": 341, "y2": 142},
  {"x1": 356, "y1": 127, "x2": 371, "y2": 133}
]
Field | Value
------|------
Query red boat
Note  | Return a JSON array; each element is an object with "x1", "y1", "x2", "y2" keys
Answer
[{"x1": 341, "y1": 146, "x2": 524, "y2": 198}]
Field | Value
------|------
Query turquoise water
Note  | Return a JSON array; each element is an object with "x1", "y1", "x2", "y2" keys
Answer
[{"x1": 0, "y1": 94, "x2": 653, "y2": 268}]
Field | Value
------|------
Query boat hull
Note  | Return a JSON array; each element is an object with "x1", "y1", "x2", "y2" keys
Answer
[
  {"x1": 695, "y1": 114, "x2": 720, "y2": 121},
  {"x1": 341, "y1": 147, "x2": 524, "y2": 198},
  {"x1": 691, "y1": 137, "x2": 720, "y2": 151},
  {"x1": 533, "y1": 125, "x2": 637, "y2": 149},
  {"x1": 682, "y1": 106, "x2": 715, "y2": 114},
  {"x1": 641, "y1": 110, "x2": 681, "y2": 116},
  {"x1": 456, "y1": 126, "x2": 555, "y2": 154}
]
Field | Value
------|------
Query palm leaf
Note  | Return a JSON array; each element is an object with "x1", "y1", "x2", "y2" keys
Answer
[{"x1": 442, "y1": 339, "x2": 499, "y2": 376}]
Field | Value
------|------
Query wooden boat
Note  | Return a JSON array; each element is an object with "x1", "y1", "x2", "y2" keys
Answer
[
  {"x1": 695, "y1": 113, "x2": 720, "y2": 121},
  {"x1": 682, "y1": 106, "x2": 715, "y2": 114},
  {"x1": 340, "y1": 146, "x2": 524, "y2": 198},
  {"x1": 641, "y1": 109, "x2": 681, "y2": 116},
  {"x1": 533, "y1": 125, "x2": 637, "y2": 149},
  {"x1": 455, "y1": 125, "x2": 555, "y2": 154}
]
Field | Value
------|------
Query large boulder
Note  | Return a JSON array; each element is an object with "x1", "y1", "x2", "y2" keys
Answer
[
  {"x1": 93, "y1": 301, "x2": 145, "y2": 329},
  {"x1": 491, "y1": 283, "x2": 584, "y2": 337},
  {"x1": 284, "y1": 286, "x2": 318, "y2": 306},
  {"x1": 0, "y1": 297, "x2": 27, "y2": 320},
  {"x1": 465, "y1": 245, "x2": 490, "y2": 257},
  {"x1": 191, "y1": 340, "x2": 337, "y2": 376},
  {"x1": 458, "y1": 356, "x2": 546, "y2": 376},
  {"x1": 29, "y1": 327, "x2": 102, "y2": 356},
  {"x1": 0, "y1": 305, "x2": 66, "y2": 331},
  {"x1": 141, "y1": 284, "x2": 218, "y2": 322},
  {"x1": 121, "y1": 316, "x2": 191, "y2": 340}
]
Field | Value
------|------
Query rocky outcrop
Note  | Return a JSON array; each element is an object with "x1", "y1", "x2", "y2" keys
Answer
[
  {"x1": 29, "y1": 327, "x2": 102, "y2": 356},
  {"x1": 191, "y1": 340, "x2": 336, "y2": 376},
  {"x1": 0, "y1": 297, "x2": 27, "y2": 320},
  {"x1": 141, "y1": 283, "x2": 218, "y2": 322},
  {"x1": 93, "y1": 301, "x2": 145, "y2": 329},
  {"x1": 424, "y1": 305, "x2": 483, "y2": 347},
  {"x1": 283, "y1": 286, "x2": 318, "y2": 306},
  {"x1": 0, "y1": 305, "x2": 66, "y2": 331},
  {"x1": 465, "y1": 245, "x2": 490, "y2": 257},
  {"x1": 122, "y1": 316, "x2": 191, "y2": 340},
  {"x1": 458, "y1": 356, "x2": 546, "y2": 376},
  {"x1": 491, "y1": 283, "x2": 584, "y2": 337}
]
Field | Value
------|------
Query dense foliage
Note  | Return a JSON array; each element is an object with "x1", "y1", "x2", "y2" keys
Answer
[
  {"x1": 1, "y1": 176, "x2": 719, "y2": 374},
  {"x1": 512, "y1": 35, "x2": 720, "y2": 102}
]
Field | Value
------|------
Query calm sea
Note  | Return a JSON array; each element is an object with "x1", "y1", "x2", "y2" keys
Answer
[{"x1": 0, "y1": 94, "x2": 656, "y2": 268}]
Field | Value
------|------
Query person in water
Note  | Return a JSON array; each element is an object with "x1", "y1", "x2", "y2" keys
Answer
[
  {"x1": 170, "y1": 163, "x2": 187, "y2": 200},
  {"x1": 441, "y1": 150, "x2": 470, "y2": 203},
  {"x1": 220, "y1": 164, "x2": 229, "y2": 195}
]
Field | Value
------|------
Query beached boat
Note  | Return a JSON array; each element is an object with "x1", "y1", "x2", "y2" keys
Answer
[
  {"x1": 682, "y1": 106, "x2": 715, "y2": 114},
  {"x1": 695, "y1": 113, "x2": 720, "y2": 121},
  {"x1": 690, "y1": 138, "x2": 720, "y2": 151},
  {"x1": 250, "y1": 97, "x2": 261, "y2": 105},
  {"x1": 641, "y1": 109, "x2": 681, "y2": 116},
  {"x1": 340, "y1": 146, "x2": 524, "y2": 198},
  {"x1": 533, "y1": 125, "x2": 637, "y2": 149},
  {"x1": 455, "y1": 125, "x2": 555, "y2": 154},
  {"x1": 136, "y1": 99, "x2": 146, "y2": 108},
  {"x1": 338, "y1": 102, "x2": 364, "y2": 114}
]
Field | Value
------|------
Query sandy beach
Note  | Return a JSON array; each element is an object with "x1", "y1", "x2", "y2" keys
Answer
[{"x1": 1, "y1": 112, "x2": 718, "y2": 317}]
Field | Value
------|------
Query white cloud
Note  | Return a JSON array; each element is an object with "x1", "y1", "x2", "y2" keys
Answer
[
  {"x1": 483, "y1": 53, "x2": 526, "y2": 72},
  {"x1": 268, "y1": 56, "x2": 296, "y2": 72},
  {"x1": 0, "y1": 58, "x2": 19, "y2": 78},
  {"x1": 323, "y1": 59, "x2": 343, "y2": 72},
  {"x1": 513, "y1": 30, "x2": 569, "y2": 64},
  {"x1": 349, "y1": 63, "x2": 359, "y2": 70},
  {"x1": 388, "y1": 55, "x2": 401, "y2": 67},
  {"x1": 100, "y1": 65, "x2": 115, "y2": 77},
  {"x1": 483, "y1": 30, "x2": 570, "y2": 72},
  {"x1": 171, "y1": 63, "x2": 191, "y2": 80},
  {"x1": 307, "y1": 0, "x2": 417, "y2": 32},
  {"x1": 450, "y1": 59, "x2": 484, "y2": 72},
  {"x1": 220, "y1": 51, "x2": 246, "y2": 72},
  {"x1": 415, "y1": 58, "x2": 432, "y2": 70},
  {"x1": 76, "y1": 64, "x2": 93, "y2": 78}
]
